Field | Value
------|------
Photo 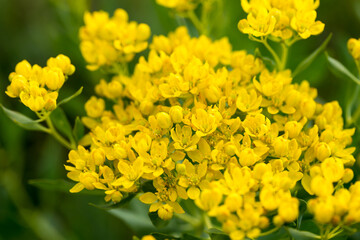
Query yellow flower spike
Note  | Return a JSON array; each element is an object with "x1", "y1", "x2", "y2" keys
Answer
[
  {"x1": 85, "y1": 96, "x2": 105, "y2": 118},
  {"x1": 47, "y1": 54, "x2": 75, "y2": 76},
  {"x1": 321, "y1": 157, "x2": 344, "y2": 182}
]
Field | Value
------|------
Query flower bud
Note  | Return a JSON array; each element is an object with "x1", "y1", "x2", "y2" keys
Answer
[
  {"x1": 169, "y1": 106, "x2": 183, "y2": 123},
  {"x1": 156, "y1": 112, "x2": 172, "y2": 129}
]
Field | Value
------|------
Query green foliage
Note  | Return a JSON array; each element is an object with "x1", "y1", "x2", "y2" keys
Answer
[{"x1": 0, "y1": 104, "x2": 49, "y2": 132}]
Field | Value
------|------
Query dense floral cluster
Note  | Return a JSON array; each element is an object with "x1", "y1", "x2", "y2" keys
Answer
[
  {"x1": 6, "y1": 54, "x2": 74, "y2": 112},
  {"x1": 238, "y1": 0, "x2": 325, "y2": 40},
  {"x1": 61, "y1": 4, "x2": 360, "y2": 239},
  {"x1": 79, "y1": 9, "x2": 151, "y2": 70},
  {"x1": 5, "y1": 0, "x2": 360, "y2": 239}
]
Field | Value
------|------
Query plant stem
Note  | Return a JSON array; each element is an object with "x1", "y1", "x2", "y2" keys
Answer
[
  {"x1": 187, "y1": 10, "x2": 205, "y2": 35},
  {"x1": 259, "y1": 227, "x2": 280, "y2": 237},
  {"x1": 262, "y1": 39, "x2": 282, "y2": 70},
  {"x1": 45, "y1": 116, "x2": 74, "y2": 150},
  {"x1": 280, "y1": 43, "x2": 289, "y2": 70}
]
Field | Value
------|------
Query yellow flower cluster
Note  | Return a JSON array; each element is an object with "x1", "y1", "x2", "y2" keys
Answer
[
  {"x1": 238, "y1": 0, "x2": 325, "y2": 40},
  {"x1": 6, "y1": 54, "x2": 75, "y2": 112},
  {"x1": 156, "y1": 0, "x2": 198, "y2": 11},
  {"x1": 64, "y1": 9, "x2": 358, "y2": 240},
  {"x1": 79, "y1": 9, "x2": 151, "y2": 70}
]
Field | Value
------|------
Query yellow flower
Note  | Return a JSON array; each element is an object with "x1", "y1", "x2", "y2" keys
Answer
[
  {"x1": 112, "y1": 158, "x2": 143, "y2": 189},
  {"x1": 348, "y1": 38, "x2": 360, "y2": 62},
  {"x1": 236, "y1": 88, "x2": 262, "y2": 112},
  {"x1": 177, "y1": 159, "x2": 208, "y2": 199},
  {"x1": 238, "y1": 7, "x2": 277, "y2": 37},
  {"x1": 191, "y1": 108, "x2": 222, "y2": 137},
  {"x1": 290, "y1": 10, "x2": 324, "y2": 39},
  {"x1": 85, "y1": 96, "x2": 105, "y2": 118},
  {"x1": 47, "y1": 54, "x2": 75, "y2": 76},
  {"x1": 171, "y1": 124, "x2": 200, "y2": 151}
]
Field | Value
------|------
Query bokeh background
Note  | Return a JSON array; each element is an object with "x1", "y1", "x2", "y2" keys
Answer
[{"x1": 1, "y1": 0, "x2": 360, "y2": 239}]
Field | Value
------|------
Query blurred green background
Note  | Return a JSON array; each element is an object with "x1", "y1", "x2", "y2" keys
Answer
[{"x1": 0, "y1": 0, "x2": 360, "y2": 239}]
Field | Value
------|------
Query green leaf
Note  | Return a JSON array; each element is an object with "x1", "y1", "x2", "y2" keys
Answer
[
  {"x1": 50, "y1": 107, "x2": 74, "y2": 143},
  {"x1": 0, "y1": 105, "x2": 49, "y2": 132},
  {"x1": 293, "y1": 33, "x2": 332, "y2": 77},
  {"x1": 326, "y1": 54, "x2": 360, "y2": 85},
  {"x1": 297, "y1": 199, "x2": 308, "y2": 229},
  {"x1": 57, "y1": 86, "x2": 83, "y2": 107},
  {"x1": 107, "y1": 199, "x2": 157, "y2": 234},
  {"x1": 208, "y1": 228, "x2": 230, "y2": 240},
  {"x1": 148, "y1": 211, "x2": 170, "y2": 228},
  {"x1": 258, "y1": 227, "x2": 289, "y2": 240},
  {"x1": 151, "y1": 233, "x2": 180, "y2": 240},
  {"x1": 181, "y1": 233, "x2": 203, "y2": 240},
  {"x1": 287, "y1": 227, "x2": 321, "y2": 240},
  {"x1": 72, "y1": 116, "x2": 85, "y2": 143},
  {"x1": 28, "y1": 179, "x2": 103, "y2": 195},
  {"x1": 89, "y1": 193, "x2": 136, "y2": 209}
]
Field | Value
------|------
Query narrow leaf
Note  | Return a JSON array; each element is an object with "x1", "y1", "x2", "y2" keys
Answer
[
  {"x1": 57, "y1": 86, "x2": 83, "y2": 106},
  {"x1": 287, "y1": 227, "x2": 321, "y2": 240},
  {"x1": 293, "y1": 33, "x2": 332, "y2": 77},
  {"x1": 28, "y1": 179, "x2": 103, "y2": 195},
  {"x1": 50, "y1": 107, "x2": 74, "y2": 143},
  {"x1": 151, "y1": 233, "x2": 180, "y2": 240},
  {"x1": 1, "y1": 105, "x2": 49, "y2": 132},
  {"x1": 208, "y1": 228, "x2": 231, "y2": 240},
  {"x1": 73, "y1": 116, "x2": 85, "y2": 143},
  {"x1": 89, "y1": 193, "x2": 136, "y2": 209},
  {"x1": 326, "y1": 54, "x2": 360, "y2": 85}
]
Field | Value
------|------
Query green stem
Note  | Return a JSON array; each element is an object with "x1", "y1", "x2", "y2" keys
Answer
[
  {"x1": 262, "y1": 38, "x2": 282, "y2": 70},
  {"x1": 258, "y1": 227, "x2": 280, "y2": 237},
  {"x1": 187, "y1": 10, "x2": 205, "y2": 35},
  {"x1": 203, "y1": 214, "x2": 213, "y2": 229},
  {"x1": 280, "y1": 43, "x2": 289, "y2": 70},
  {"x1": 45, "y1": 116, "x2": 74, "y2": 150}
]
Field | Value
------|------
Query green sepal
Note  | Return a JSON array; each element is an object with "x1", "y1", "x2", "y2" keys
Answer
[
  {"x1": 292, "y1": 33, "x2": 332, "y2": 77},
  {"x1": 0, "y1": 104, "x2": 49, "y2": 132},
  {"x1": 57, "y1": 86, "x2": 83, "y2": 107},
  {"x1": 326, "y1": 53, "x2": 360, "y2": 85}
]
